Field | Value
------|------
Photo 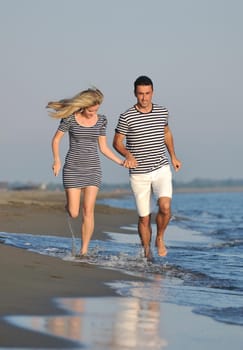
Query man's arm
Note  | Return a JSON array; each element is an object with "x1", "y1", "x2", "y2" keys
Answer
[
  {"x1": 113, "y1": 132, "x2": 138, "y2": 168},
  {"x1": 164, "y1": 125, "x2": 182, "y2": 172}
]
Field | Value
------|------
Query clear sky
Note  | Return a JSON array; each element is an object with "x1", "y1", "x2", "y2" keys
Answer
[{"x1": 0, "y1": 0, "x2": 242, "y2": 185}]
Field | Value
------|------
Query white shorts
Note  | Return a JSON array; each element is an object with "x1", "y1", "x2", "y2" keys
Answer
[{"x1": 130, "y1": 165, "x2": 172, "y2": 217}]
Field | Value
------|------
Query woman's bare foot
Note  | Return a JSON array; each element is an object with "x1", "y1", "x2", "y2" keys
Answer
[
  {"x1": 155, "y1": 237, "x2": 167, "y2": 257},
  {"x1": 79, "y1": 249, "x2": 88, "y2": 256},
  {"x1": 75, "y1": 253, "x2": 88, "y2": 260}
]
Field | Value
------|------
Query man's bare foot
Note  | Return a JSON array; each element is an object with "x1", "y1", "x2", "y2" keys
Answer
[{"x1": 155, "y1": 238, "x2": 167, "y2": 257}]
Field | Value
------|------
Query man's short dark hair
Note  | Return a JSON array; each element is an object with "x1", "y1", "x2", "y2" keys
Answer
[{"x1": 134, "y1": 76, "x2": 153, "y2": 92}]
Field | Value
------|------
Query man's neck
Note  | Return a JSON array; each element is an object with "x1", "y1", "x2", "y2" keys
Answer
[{"x1": 135, "y1": 103, "x2": 153, "y2": 114}]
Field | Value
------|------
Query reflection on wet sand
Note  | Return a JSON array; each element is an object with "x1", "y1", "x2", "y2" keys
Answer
[{"x1": 5, "y1": 295, "x2": 168, "y2": 349}]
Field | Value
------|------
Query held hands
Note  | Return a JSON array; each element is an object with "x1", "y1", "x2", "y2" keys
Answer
[
  {"x1": 52, "y1": 160, "x2": 61, "y2": 176},
  {"x1": 123, "y1": 154, "x2": 138, "y2": 169}
]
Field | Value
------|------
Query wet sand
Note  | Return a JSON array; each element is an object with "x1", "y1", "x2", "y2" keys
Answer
[
  {"x1": 0, "y1": 190, "x2": 242, "y2": 349},
  {"x1": 0, "y1": 190, "x2": 141, "y2": 348}
]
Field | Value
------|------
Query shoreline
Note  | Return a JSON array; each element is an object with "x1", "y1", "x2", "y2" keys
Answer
[
  {"x1": 0, "y1": 190, "x2": 137, "y2": 239},
  {"x1": 174, "y1": 186, "x2": 243, "y2": 193},
  {"x1": 0, "y1": 190, "x2": 143, "y2": 347},
  {"x1": 1, "y1": 190, "x2": 242, "y2": 349}
]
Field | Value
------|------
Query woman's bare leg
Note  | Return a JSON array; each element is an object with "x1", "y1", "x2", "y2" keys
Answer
[
  {"x1": 65, "y1": 188, "x2": 82, "y2": 218},
  {"x1": 80, "y1": 186, "x2": 99, "y2": 255}
]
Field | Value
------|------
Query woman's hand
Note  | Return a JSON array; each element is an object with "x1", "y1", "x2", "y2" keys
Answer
[{"x1": 52, "y1": 160, "x2": 61, "y2": 176}]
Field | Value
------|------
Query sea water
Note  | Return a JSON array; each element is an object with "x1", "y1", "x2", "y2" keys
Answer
[
  {"x1": 1, "y1": 191, "x2": 243, "y2": 348},
  {"x1": 97, "y1": 191, "x2": 243, "y2": 325}
]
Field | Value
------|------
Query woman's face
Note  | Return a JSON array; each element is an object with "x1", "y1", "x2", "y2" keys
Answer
[{"x1": 83, "y1": 104, "x2": 100, "y2": 118}]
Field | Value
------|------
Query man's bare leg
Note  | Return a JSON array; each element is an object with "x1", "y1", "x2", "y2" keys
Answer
[
  {"x1": 138, "y1": 214, "x2": 152, "y2": 259},
  {"x1": 155, "y1": 197, "x2": 171, "y2": 256}
]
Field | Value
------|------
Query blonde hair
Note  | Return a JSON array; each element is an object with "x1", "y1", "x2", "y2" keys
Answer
[{"x1": 46, "y1": 88, "x2": 104, "y2": 119}]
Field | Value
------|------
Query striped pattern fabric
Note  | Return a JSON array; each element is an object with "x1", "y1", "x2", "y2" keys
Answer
[
  {"x1": 115, "y1": 104, "x2": 169, "y2": 174},
  {"x1": 58, "y1": 114, "x2": 107, "y2": 188}
]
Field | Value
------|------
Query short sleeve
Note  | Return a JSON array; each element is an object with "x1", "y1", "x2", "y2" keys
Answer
[
  {"x1": 100, "y1": 115, "x2": 107, "y2": 136},
  {"x1": 165, "y1": 110, "x2": 169, "y2": 126},
  {"x1": 58, "y1": 116, "x2": 72, "y2": 132},
  {"x1": 115, "y1": 114, "x2": 128, "y2": 135}
]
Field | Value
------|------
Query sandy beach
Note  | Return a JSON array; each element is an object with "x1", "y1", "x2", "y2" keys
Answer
[
  {"x1": 0, "y1": 190, "x2": 242, "y2": 349},
  {"x1": 0, "y1": 190, "x2": 142, "y2": 348}
]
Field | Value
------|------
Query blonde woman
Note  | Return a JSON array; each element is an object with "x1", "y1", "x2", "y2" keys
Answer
[{"x1": 47, "y1": 88, "x2": 124, "y2": 256}]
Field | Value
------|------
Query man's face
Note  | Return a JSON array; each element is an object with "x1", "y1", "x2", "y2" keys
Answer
[{"x1": 135, "y1": 85, "x2": 153, "y2": 109}]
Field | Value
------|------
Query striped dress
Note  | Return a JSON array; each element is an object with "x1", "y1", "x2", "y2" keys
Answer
[
  {"x1": 58, "y1": 114, "x2": 107, "y2": 189},
  {"x1": 115, "y1": 104, "x2": 169, "y2": 174}
]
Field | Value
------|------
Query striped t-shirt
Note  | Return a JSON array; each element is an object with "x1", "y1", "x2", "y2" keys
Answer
[{"x1": 115, "y1": 104, "x2": 169, "y2": 174}]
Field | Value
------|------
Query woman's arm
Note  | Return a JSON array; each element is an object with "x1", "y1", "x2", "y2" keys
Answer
[
  {"x1": 98, "y1": 135, "x2": 124, "y2": 165},
  {"x1": 113, "y1": 132, "x2": 138, "y2": 168},
  {"x1": 51, "y1": 130, "x2": 65, "y2": 176}
]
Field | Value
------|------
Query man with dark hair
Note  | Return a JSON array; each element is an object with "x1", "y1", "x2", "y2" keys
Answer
[
  {"x1": 113, "y1": 75, "x2": 181, "y2": 259},
  {"x1": 134, "y1": 75, "x2": 153, "y2": 90}
]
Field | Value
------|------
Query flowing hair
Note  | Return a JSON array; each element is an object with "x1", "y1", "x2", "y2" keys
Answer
[{"x1": 46, "y1": 88, "x2": 104, "y2": 119}]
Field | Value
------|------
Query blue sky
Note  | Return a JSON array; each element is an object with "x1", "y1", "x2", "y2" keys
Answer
[{"x1": 0, "y1": 0, "x2": 242, "y2": 185}]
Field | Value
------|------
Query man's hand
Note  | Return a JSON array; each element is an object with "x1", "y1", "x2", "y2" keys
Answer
[
  {"x1": 124, "y1": 154, "x2": 138, "y2": 168},
  {"x1": 171, "y1": 157, "x2": 182, "y2": 172}
]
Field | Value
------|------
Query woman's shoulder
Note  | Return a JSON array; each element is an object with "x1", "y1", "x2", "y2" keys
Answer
[
  {"x1": 98, "y1": 114, "x2": 108, "y2": 125},
  {"x1": 98, "y1": 114, "x2": 107, "y2": 121},
  {"x1": 61, "y1": 114, "x2": 75, "y2": 123},
  {"x1": 58, "y1": 114, "x2": 74, "y2": 131},
  {"x1": 67, "y1": 114, "x2": 75, "y2": 121}
]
